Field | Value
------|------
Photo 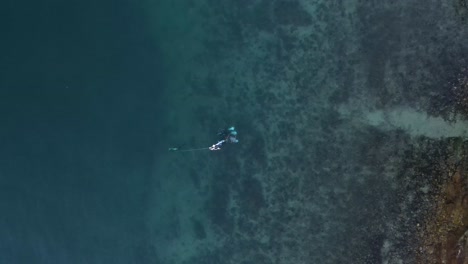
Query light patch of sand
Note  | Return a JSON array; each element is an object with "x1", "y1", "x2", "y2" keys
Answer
[{"x1": 340, "y1": 105, "x2": 468, "y2": 138}]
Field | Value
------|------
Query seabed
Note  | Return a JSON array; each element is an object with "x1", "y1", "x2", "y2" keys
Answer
[{"x1": 144, "y1": 0, "x2": 468, "y2": 263}]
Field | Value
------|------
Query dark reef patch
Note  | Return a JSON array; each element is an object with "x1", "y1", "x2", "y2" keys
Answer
[
  {"x1": 251, "y1": 0, "x2": 274, "y2": 32},
  {"x1": 205, "y1": 178, "x2": 233, "y2": 233},
  {"x1": 428, "y1": 61, "x2": 468, "y2": 121},
  {"x1": 238, "y1": 176, "x2": 266, "y2": 218},
  {"x1": 191, "y1": 218, "x2": 207, "y2": 239},
  {"x1": 454, "y1": 0, "x2": 468, "y2": 21},
  {"x1": 190, "y1": 169, "x2": 201, "y2": 190},
  {"x1": 203, "y1": 76, "x2": 222, "y2": 97},
  {"x1": 273, "y1": 1, "x2": 312, "y2": 27},
  {"x1": 416, "y1": 139, "x2": 468, "y2": 263},
  {"x1": 307, "y1": 214, "x2": 323, "y2": 234},
  {"x1": 243, "y1": 132, "x2": 267, "y2": 167},
  {"x1": 133, "y1": 239, "x2": 160, "y2": 264},
  {"x1": 365, "y1": 234, "x2": 384, "y2": 264},
  {"x1": 164, "y1": 207, "x2": 181, "y2": 240}
]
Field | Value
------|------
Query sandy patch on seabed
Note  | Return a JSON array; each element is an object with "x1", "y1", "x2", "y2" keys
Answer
[{"x1": 145, "y1": 0, "x2": 468, "y2": 263}]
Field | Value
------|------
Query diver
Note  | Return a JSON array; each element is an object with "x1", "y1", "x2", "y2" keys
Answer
[
  {"x1": 210, "y1": 126, "x2": 239, "y2": 150},
  {"x1": 218, "y1": 126, "x2": 239, "y2": 143},
  {"x1": 170, "y1": 126, "x2": 239, "y2": 152}
]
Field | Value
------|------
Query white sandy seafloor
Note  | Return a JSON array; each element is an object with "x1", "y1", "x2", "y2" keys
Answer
[{"x1": 144, "y1": 0, "x2": 468, "y2": 263}]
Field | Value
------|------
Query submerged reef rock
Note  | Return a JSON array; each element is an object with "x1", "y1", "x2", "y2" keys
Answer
[
  {"x1": 148, "y1": 0, "x2": 468, "y2": 263},
  {"x1": 273, "y1": 1, "x2": 312, "y2": 27},
  {"x1": 417, "y1": 139, "x2": 468, "y2": 263},
  {"x1": 430, "y1": 65, "x2": 468, "y2": 121},
  {"x1": 454, "y1": 0, "x2": 468, "y2": 22}
]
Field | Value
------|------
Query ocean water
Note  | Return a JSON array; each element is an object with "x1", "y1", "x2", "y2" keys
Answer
[
  {"x1": 1, "y1": 0, "x2": 164, "y2": 262},
  {"x1": 3, "y1": 0, "x2": 468, "y2": 263}
]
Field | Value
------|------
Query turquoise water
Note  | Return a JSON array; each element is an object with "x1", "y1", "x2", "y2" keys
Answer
[{"x1": 2, "y1": 0, "x2": 468, "y2": 263}]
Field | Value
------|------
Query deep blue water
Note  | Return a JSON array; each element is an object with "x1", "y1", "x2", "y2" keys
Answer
[{"x1": 0, "y1": 0, "x2": 164, "y2": 262}]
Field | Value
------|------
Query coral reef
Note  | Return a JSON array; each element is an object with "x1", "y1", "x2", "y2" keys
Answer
[
  {"x1": 454, "y1": 0, "x2": 468, "y2": 22},
  {"x1": 430, "y1": 65, "x2": 468, "y2": 121},
  {"x1": 417, "y1": 139, "x2": 468, "y2": 263},
  {"x1": 146, "y1": 0, "x2": 468, "y2": 263}
]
